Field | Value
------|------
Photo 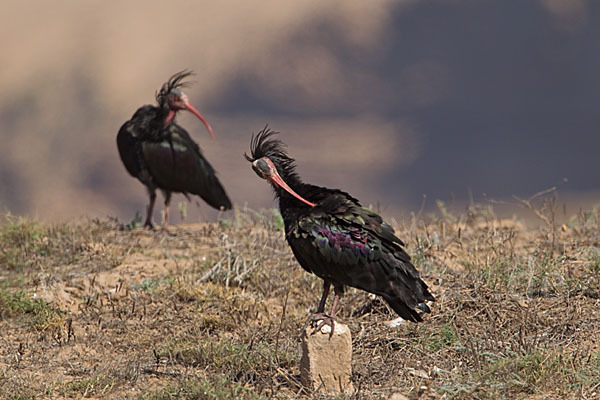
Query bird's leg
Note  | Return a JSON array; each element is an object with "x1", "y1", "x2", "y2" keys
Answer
[
  {"x1": 304, "y1": 281, "x2": 342, "y2": 337},
  {"x1": 329, "y1": 286, "x2": 343, "y2": 316},
  {"x1": 312, "y1": 285, "x2": 344, "y2": 336},
  {"x1": 303, "y1": 281, "x2": 330, "y2": 330},
  {"x1": 162, "y1": 192, "x2": 172, "y2": 229},
  {"x1": 144, "y1": 190, "x2": 157, "y2": 229},
  {"x1": 160, "y1": 192, "x2": 175, "y2": 235},
  {"x1": 316, "y1": 281, "x2": 331, "y2": 313}
]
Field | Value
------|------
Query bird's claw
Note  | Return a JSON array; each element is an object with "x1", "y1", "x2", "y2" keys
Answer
[{"x1": 303, "y1": 313, "x2": 336, "y2": 338}]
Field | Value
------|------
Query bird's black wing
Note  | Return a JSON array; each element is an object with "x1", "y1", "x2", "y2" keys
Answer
[
  {"x1": 287, "y1": 192, "x2": 433, "y2": 321},
  {"x1": 116, "y1": 120, "x2": 143, "y2": 179},
  {"x1": 141, "y1": 124, "x2": 232, "y2": 210}
]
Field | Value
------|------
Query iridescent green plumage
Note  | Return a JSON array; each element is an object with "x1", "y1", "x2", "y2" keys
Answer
[{"x1": 246, "y1": 127, "x2": 434, "y2": 323}]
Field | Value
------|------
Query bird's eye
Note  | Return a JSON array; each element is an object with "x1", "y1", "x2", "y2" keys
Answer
[
  {"x1": 257, "y1": 159, "x2": 270, "y2": 173},
  {"x1": 252, "y1": 158, "x2": 271, "y2": 179}
]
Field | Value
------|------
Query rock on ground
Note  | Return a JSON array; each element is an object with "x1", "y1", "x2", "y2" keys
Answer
[{"x1": 300, "y1": 321, "x2": 353, "y2": 394}]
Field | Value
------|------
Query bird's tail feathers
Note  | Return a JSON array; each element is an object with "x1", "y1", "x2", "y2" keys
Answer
[
  {"x1": 383, "y1": 279, "x2": 434, "y2": 322},
  {"x1": 195, "y1": 174, "x2": 232, "y2": 210},
  {"x1": 382, "y1": 294, "x2": 423, "y2": 322}
]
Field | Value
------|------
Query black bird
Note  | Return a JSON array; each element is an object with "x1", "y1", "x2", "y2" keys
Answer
[
  {"x1": 117, "y1": 71, "x2": 232, "y2": 229},
  {"x1": 246, "y1": 127, "x2": 434, "y2": 331}
]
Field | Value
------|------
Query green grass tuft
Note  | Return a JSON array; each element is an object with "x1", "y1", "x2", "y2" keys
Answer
[
  {"x1": 0, "y1": 216, "x2": 46, "y2": 270},
  {"x1": 55, "y1": 375, "x2": 116, "y2": 397},
  {"x1": 0, "y1": 289, "x2": 64, "y2": 330}
]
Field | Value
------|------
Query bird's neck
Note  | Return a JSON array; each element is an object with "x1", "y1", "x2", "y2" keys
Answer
[
  {"x1": 158, "y1": 103, "x2": 174, "y2": 123},
  {"x1": 148, "y1": 105, "x2": 174, "y2": 132},
  {"x1": 273, "y1": 174, "x2": 313, "y2": 211}
]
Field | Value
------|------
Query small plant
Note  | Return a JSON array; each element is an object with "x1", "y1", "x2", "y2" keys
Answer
[
  {"x1": 58, "y1": 375, "x2": 115, "y2": 397},
  {"x1": 0, "y1": 289, "x2": 64, "y2": 331},
  {"x1": 271, "y1": 209, "x2": 284, "y2": 231},
  {"x1": 0, "y1": 216, "x2": 46, "y2": 270},
  {"x1": 124, "y1": 212, "x2": 143, "y2": 230},
  {"x1": 426, "y1": 323, "x2": 460, "y2": 351},
  {"x1": 587, "y1": 247, "x2": 600, "y2": 275},
  {"x1": 178, "y1": 201, "x2": 188, "y2": 223},
  {"x1": 132, "y1": 278, "x2": 163, "y2": 292}
]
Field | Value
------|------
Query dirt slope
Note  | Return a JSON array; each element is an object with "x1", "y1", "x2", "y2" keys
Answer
[{"x1": 0, "y1": 207, "x2": 599, "y2": 399}]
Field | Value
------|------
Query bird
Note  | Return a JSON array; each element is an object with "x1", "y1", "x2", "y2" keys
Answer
[
  {"x1": 117, "y1": 71, "x2": 232, "y2": 229},
  {"x1": 245, "y1": 126, "x2": 434, "y2": 332}
]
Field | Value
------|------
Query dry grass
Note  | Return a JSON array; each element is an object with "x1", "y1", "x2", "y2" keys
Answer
[{"x1": 1, "y1": 202, "x2": 600, "y2": 399}]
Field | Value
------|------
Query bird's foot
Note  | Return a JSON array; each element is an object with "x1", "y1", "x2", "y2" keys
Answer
[
  {"x1": 303, "y1": 312, "x2": 336, "y2": 338},
  {"x1": 143, "y1": 221, "x2": 155, "y2": 230}
]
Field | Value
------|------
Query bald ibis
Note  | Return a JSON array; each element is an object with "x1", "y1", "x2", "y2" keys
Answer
[
  {"x1": 117, "y1": 71, "x2": 231, "y2": 228},
  {"x1": 245, "y1": 127, "x2": 434, "y2": 331}
]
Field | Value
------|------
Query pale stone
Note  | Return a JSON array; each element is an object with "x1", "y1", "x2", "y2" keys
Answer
[
  {"x1": 300, "y1": 322, "x2": 354, "y2": 394},
  {"x1": 389, "y1": 393, "x2": 409, "y2": 400},
  {"x1": 407, "y1": 368, "x2": 430, "y2": 379},
  {"x1": 384, "y1": 316, "x2": 407, "y2": 328}
]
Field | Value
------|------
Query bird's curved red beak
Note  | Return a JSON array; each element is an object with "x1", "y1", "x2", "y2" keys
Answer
[
  {"x1": 184, "y1": 100, "x2": 215, "y2": 141},
  {"x1": 166, "y1": 98, "x2": 215, "y2": 141},
  {"x1": 258, "y1": 158, "x2": 316, "y2": 207}
]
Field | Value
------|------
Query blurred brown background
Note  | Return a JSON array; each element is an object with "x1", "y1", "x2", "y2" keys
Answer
[{"x1": 1, "y1": 0, "x2": 598, "y2": 222}]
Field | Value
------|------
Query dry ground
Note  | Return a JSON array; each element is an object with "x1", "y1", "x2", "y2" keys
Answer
[{"x1": 1, "y1": 203, "x2": 599, "y2": 399}]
